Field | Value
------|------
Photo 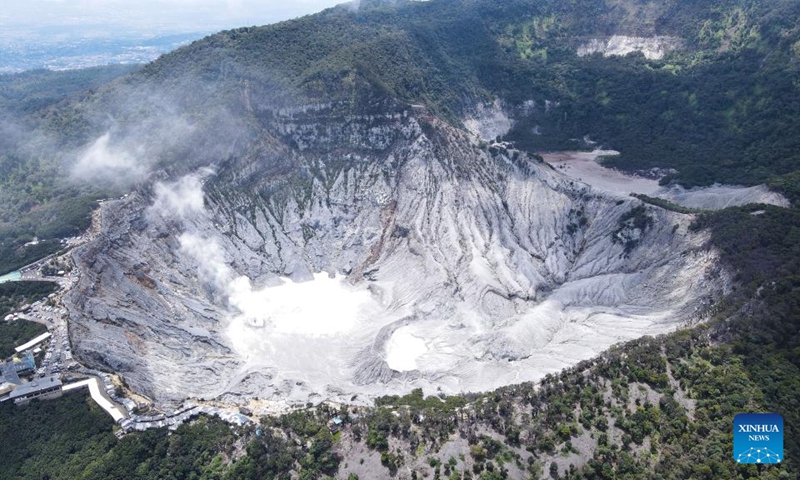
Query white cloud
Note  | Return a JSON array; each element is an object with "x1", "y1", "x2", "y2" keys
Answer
[{"x1": 71, "y1": 132, "x2": 147, "y2": 184}]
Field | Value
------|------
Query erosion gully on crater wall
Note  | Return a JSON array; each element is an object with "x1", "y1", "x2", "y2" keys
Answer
[{"x1": 65, "y1": 103, "x2": 730, "y2": 412}]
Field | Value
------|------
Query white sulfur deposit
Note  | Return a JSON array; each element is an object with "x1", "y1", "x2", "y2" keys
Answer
[
  {"x1": 384, "y1": 327, "x2": 429, "y2": 372},
  {"x1": 464, "y1": 100, "x2": 514, "y2": 141},
  {"x1": 227, "y1": 273, "x2": 373, "y2": 338}
]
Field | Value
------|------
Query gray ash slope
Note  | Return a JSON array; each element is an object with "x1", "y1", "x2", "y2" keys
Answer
[
  {"x1": 66, "y1": 100, "x2": 726, "y2": 409},
  {"x1": 56, "y1": 0, "x2": 744, "y2": 409}
]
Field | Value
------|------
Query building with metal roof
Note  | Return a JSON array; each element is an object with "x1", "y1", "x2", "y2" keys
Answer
[
  {"x1": 14, "y1": 332, "x2": 52, "y2": 353},
  {"x1": 9, "y1": 377, "x2": 62, "y2": 404},
  {"x1": 1, "y1": 362, "x2": 22, "y2": 385}
]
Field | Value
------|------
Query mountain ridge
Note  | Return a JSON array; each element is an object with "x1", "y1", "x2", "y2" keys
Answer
[
  {"x1": 3, "y1": 0, "x2": 799, "y2": 249},
  {"x1": 32, "y1": 0, "x2": 800, "y2": 187}
]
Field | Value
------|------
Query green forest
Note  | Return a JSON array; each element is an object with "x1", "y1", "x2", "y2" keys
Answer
[
  {"x1": 0, "y1": 280, "x2": 58, "y2": 315},
  {"x1": 0, "y1": 65, "x2": 137, "y2": 116},
  {"x1": 0, "y1": 319, "x2": 48, "y2": 358},
  {"x1": 0, "y1": 67, "x2": 132, "y2": 254},
  {"x1": 0, "y1": 241, "x2": 62, "y2": 277},
  {"x1": 167, "y1": 0, "x2": 800, "y2": 189},
  {"x1": 0, "y1": 391, "x2": 245, "y2": 480}
]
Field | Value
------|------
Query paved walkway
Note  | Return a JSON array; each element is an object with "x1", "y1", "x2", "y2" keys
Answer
[{"x1": 63, "y1": 378, "x2": 126, "y2": 422}]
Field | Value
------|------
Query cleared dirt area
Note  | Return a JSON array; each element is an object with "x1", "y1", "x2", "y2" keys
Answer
[{"x1": 543, "y1": 150, "x2": 789, "y2": 210}]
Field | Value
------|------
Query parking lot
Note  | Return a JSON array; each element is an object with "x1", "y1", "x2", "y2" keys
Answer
[{"x1": 16, "y1": 302, "x2": 76, "y2": 378}]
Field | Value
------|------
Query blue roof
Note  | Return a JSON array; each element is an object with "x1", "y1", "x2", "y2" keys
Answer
[{"x1": 1, "y1": 362, "x2": 22, "y2": 385}]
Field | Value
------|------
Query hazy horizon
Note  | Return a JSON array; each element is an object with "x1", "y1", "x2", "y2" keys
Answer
[
  {"x1": 0, "y1": 0, "x2": 347, "y2": 72},
  {"x1": 1, "y1": 1, "x2": 346, "y2": 35}
]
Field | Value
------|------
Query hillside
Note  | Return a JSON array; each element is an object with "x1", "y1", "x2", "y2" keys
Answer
[
  {"x1": 124, "y1": 0, "x2": 800, "y2": 187},
  {"x1": 2, "y1": 0, "x2": 799, "y2": 248},
  {"x1": 2, "y1": 0, "x2": 799, "y2": 251},
  {"x1": 0, "y1": 66, "x2": 136, "y2": 271},
  {"x1": 1, "y1": 0, "x2": 800, "y2": 478}
]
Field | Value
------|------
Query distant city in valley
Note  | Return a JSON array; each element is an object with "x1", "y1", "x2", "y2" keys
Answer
[
  {"x1": 0, "y1": 30, "x2": 209, "y2": 73},
  {"x1": 0, "y1": 0, "x2": 344, "y2": 73}
]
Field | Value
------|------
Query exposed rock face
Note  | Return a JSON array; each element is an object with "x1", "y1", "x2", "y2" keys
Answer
[
  {"x1": 464, "y1": 100, "x2": 515, "y2": 141},
  {"x1": 577, "y1": 36, "x2": 682, "y2": 60},
  {"x1": 66, "y1": 103, "x2": 727, "y2": 409}
]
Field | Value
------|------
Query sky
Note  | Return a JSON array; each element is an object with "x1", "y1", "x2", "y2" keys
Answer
[{"x1": 0, "y1": 0, "x2": 347, "y2": 35}]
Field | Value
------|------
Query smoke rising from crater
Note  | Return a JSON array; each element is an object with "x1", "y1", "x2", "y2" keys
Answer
[
  {"x1": 178, "y1": 232, "x2": 234, "y2": 290},
  {"x1": 68, "y1": 105, "x2": 198, "y2": 188},
  {"x1": 149, "y1": 169, "x2": 214, "y2": 220},
  {"x1": 149, "y1": 170, "x2": 237, "y2": 292},
  {"x1": 71, "y1": 133, "x2": 148, "y2": 185},
  {"x1": 150, "y1": 170, "x2": 248, "y2": 308},
  {"x1": 65, "y1": 72, "x2": 250, "y2": 191},
  {"x1": 151, "y1": 170, "x2": 376, "y2": 345}
]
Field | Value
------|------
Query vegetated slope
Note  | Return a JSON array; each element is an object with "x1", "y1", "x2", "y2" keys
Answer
[
  {"x1": 0, "y1": 240, "x2": 62, "y2": 276},
  {"x1": 0, "y1": 319, "x2": 48, "y2": 358},
  {"x1": 0, "y1": 66, "x2": 137, "y2": 263},
  {"x1": 0, "y1": 390, "x2": 239, "y2": 480},
  {"x1": 0, "y1": 280, "x2": 58, "y2": 317},
  {"x1": 0, "y1": 65, "x2": 138, "y2": 116},
  {"x1": 121, "y1": 0, "x2": 800, "y2": 186},
  {"x1": 4, "y1": 0, "x2": 800, "y2": 246}
]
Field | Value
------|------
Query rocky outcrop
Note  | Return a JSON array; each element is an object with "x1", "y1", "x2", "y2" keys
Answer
[
  {"x1": 577, "y1": 36, "x2": 683, "y2": 60},
  {"x1": 464, "y1": 100, "x2": 515, "y2": 142}
]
